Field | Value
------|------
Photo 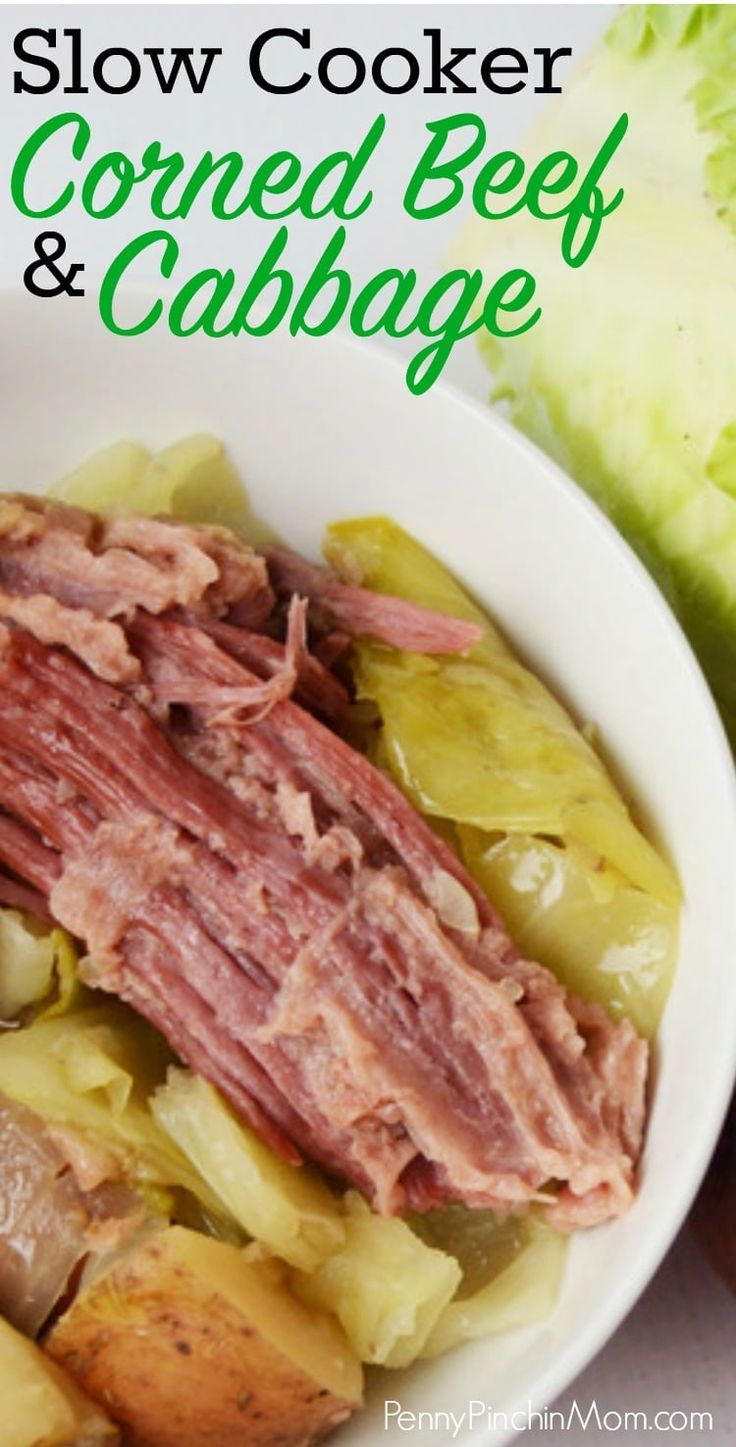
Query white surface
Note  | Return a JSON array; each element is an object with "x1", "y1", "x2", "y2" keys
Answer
[
  {"x1": 1, "y1": 5, "x2": 734, "y2": 1441},
  {"x1": 2, "y1": 291, "x2": 736, "y2": 1446},
  {"x1": 531, "y1": 1228, "x2": 735, "y2": 1444}
]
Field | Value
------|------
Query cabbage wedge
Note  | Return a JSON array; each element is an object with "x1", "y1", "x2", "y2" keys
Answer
[
  {"x1": 292, "y1": 1193, "x2": 461, "y2": 1368},
  {"x1": 50, "y1": 433, "x2": 275, "y2": 544},
  {"x1": 420, "y1": 1214, "x2": 566, "y2": 1358},
  {"x1": 326, "y1": 517, "x2": 679, "y2": 1036},
  {"x1": 152, "y1": 1069, "x2": 345, "y2": 1271}
]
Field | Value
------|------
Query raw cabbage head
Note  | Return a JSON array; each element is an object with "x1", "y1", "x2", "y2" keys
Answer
[{"x1": 454, "y1": 4, "x2": 736, "y2": 739}]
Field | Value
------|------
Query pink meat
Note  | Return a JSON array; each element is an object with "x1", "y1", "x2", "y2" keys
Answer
[
  {"x1": 50, "y1": 816, "x2": 190, "y2": 957},
  {"x1": 192, "y1": 613, "x2": 350, "y2": 721},
  {"x1": 0, "y1": 589, "x2": 138, "y2": 683},
  {"x1": 0, "y1": 495, "x2": 273, "y2": 622},
  {"x1": 130, "y1": 614, "x2": 497, "y2": 920},
  {"x1": 0, "y1": 802, "x2": 61, "y2": 894},
  {"x1": 0, "y1": 868, "x2": 52, "y2": 921},
  {"x1": 0, "y1": 614, "x2": 648, "y2": 1228},
  {"x1": 263, "y1": 545, "x2": 482, "y2": 655}
]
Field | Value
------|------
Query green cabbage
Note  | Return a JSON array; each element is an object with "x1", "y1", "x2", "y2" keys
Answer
[
  {"x1": 454, "y1": 4, "x2": 736, "y2": 738},
  {"x1": 50, "y1": 434, "x2": 275, "y2": 544},
  {"x1": 406, "y1": 1203, "x2": 566, "y2": 1354},
  {"x1": 326, "y1": 517, "x2": 679, "y2": 1034},
  {"x1": 292, "y1": 1192, "x2": 461, "y2": 1368},
  {"x1": 327, "y1": 518, "x2": 678, "y2": 903},
  {"x1": 420, "y1": 1214, "x2": 566, "y2": 1358},
  {"x1": 0, "y1": 911, "x2": 57, "y2": 1020},
  {"x1": 151, "y1": 1069, "x2": 345, "y2": 1270},
  {"x1": 0, "y1": 1003, "x2": 225, "y2": 1217},
  {"x1": 461, "y1": 829, "x2": 677, "y2": 1038}
]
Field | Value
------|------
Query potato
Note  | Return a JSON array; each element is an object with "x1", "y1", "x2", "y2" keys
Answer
[
  {"x1": 0, "y1": 1313, "x2": 118, "y2": 1447},
  {"x1": 46, "y1": 1226, "x2": 362, "y2": 1447}
]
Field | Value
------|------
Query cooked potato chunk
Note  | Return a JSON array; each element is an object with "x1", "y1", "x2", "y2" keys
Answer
[
  {"x1": 46, "y1": 1226, "x2": 362, "y2": 1447},
  {"x1": 0, "y1": 1313, "x2": 118, "y2": 1446}
]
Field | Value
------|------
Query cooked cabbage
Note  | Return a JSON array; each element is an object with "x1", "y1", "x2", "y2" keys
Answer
[
  {"x1": 151, "y1": 1069, "x2": 345, "y2": 1271},
  {"x1": 292, "y1": 1192, "x2": 461, "y2": 1368},
  {"x1": 460, "y1": 831, "x2": 677, "y2": 1038},
  {"x1": 0, "y1": 912, "x2": 81, "y2": 1023},
  {"x1": 50, "y1": 434, "x2": 275, "y2": 544},
  {"x1": 325, "y1": 516, "x2": 679, "y2": 1035},
  {"x1": 0, "y1": 1005, "x2": 224, "y2": 1216},
  {"x1": 327, "y1": 518, "x2": 678, "y2": 906},
  {"x1": 420, "y1": 1214, "x2": 566, "y2": 1357},
  {"x1": 408, "y1": 1203, "x2": 537, "y2": 1297},
  {"x1": 404, "y1": 1204, "x2": 565, "y2": 1356},
  {"x1": 0, "y1": 911, "x2": 57, "y2": 1020}
]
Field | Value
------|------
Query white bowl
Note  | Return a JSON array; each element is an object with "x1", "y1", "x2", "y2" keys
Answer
[{"x1": 2, "y1": 287, "x2": 736, "y2": 1446}]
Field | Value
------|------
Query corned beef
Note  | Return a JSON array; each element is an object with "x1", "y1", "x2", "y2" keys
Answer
[{"x1": 0, "y1": 498, "x2": 649, "y2": 1229}]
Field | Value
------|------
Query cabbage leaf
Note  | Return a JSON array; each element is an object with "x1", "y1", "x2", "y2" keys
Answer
[
  {"x1": 454, "y1": 3, "x2": 736, "y2": 739},
  {"x1": 292, "y1": 1192, "x2": 461, "y2": 1368},
  {"x1": 0, "y1": 911, "x2": 81, "y2": 1022},
  {"x1": 420, "y1": 1214, "x2": 566, "y2": 1358},
  {"x1": 151, "y1": 1069, "x2": 345, "y2": 1270},
  {"x1": 0, "y1": 1003, "x2": 225, "y2": 1217},
  {"x1": 326, "y1": 517, "x2": 679, "y2": 1036},
  {"x1": 0, "y1": 910, "x2": 57, "y2": 1020},
  {"x1": 50, "y1": 434, "x2": 275, "y2": 544}
]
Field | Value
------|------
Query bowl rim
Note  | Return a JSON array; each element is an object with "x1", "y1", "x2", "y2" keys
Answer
[
  {"x1": 2, "y1": 282, "x2": 736, "y2": 1443},
  {"x1": 326, "y1": 325, "x2": 736, "y2": 1439}
]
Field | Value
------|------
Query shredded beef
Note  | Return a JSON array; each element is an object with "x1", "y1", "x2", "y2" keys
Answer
[
  {"x1": 263, "y1": 545, "x2": 483, "y2": 654},
  {"x1": 0, "y1": 865, "x2": 52, "y2": 922},
  {"x1": 0, "y1": 495, "x2": 272, "y2": 622},
  {"x1": 0, "y1": 499, "x2": 650, "y2": 1228}
]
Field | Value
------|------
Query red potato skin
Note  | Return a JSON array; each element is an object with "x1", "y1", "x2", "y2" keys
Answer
[{"x1": 45, "y1": 1236, "x2": 360, "y2": 1447}]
